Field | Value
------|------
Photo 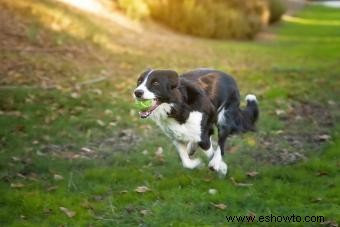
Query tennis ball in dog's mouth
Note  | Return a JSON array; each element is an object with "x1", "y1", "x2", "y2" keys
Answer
[{"x1": 135, "y1": 99, "x2": 153, "y2": 111}]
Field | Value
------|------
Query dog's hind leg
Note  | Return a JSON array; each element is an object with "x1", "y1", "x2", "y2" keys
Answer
[
  {"x1": 174, "y1": 141, "x2": 202, "y2": 169},
  {"x1": 208, "y1": 125, "x2": 229, "y2": 176},
  {"x1": 208, "y1": 146, "x2": 227, "y2": 176}
]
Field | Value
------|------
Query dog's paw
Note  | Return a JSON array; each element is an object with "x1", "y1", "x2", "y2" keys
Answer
[
  {"x1": 217, "y1": 161, "x2": 228, "y2": 177},
  {"x1": 183, "y1": 158, "x2": 202, "y2": 169},
  {"x1": 208, "y1": 159, "x2": 228, "y2": 176}
]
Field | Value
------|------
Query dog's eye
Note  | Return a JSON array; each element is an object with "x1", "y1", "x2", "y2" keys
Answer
[
  {"x1": 152, "y1": 81, "x2": 159, "y2": 86},
  {"x1": 137, "y1": 79, "x2": 142, "y2": 85}
]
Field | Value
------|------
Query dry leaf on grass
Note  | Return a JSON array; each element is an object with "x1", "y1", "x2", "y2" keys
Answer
[
  {"x1": 316, "y1": 171, "x2": 329, "y2": 177},
  {"x1": 59, "y1": 207, "x2": 76, "y2": 218},
  {"x1": 208, "y1": 188, "x2": 217, "y2": 195},
  {"x1": 11, "y1": 156, "x2": 21, "y2": 162},
  {"x1": 320, "y1": 220, "x2": 338, "y2": 227},
  {"x1": 316, "y1": 134, "x2": 331, "y2": 141},
  {"x1": 230, "y1": 177, "x2": 253, "y2": 187},
  {"x1": 247, "y1": 212, "x2": 256, "y2": 223},
  {"x1": 96, "y1": 120, "x2": 105, "y2": 126},
  {"x1": 140, "y1": 209, "x2": 151, "y2": 216},
  {"x1": 46, "y1": 185, "x2": 58, "y2": 192},
  {"x1": 10, "y1": 183, "x2": 25, "y2": 188},
  {"x1": 53, "y1": 174, "x2": 64, "y2": 181},
  {"x1": 154, "y1": 147, "x2": 165, "y2": 163},
  {"x1": 311, "y1": 197, "x2": 322, "y2": 203},
  {"x1": 135, "y1": 186, "x2": 151, "y2": 193},
  {"x1": 212, "y1": 203, "x2": 227, "y2": 210},
  {"x1": 246, "y1": 171, "x2": 259, "y2": 177}
]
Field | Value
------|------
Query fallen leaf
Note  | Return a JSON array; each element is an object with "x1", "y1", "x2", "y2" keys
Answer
[
  {"x1": 96, "y1": 120, "x2": 105, "y2": 126},
  {"x1": 247, "y1": 212, "x2": 256, "y2": 223},
  {"x1": 36, "y1": 150, "x2": 46, "y2": 156},
  {"x1": 320, "y1": 220, "x2": 338, "y2": 227},
  {"x1": 43, "y1": 208, "x2": 53, "y2": 215},
  {"x1": 59, "y1": 207, "x2": 76, "y2": 218},
  {"x1": 311, "y1": 197, "x2": 322, "y2": 203},
  {"x1": 10, "y1": 183, "x2": 25, "y2": 188},
  {"x1": 91, "y1": 88, "x2": 102, "y2": 95},
  {"x1": 0, "y1": 111, "x2": 22, "y2": 117},
  {"x1": 70, "y1": 92, "x2": 80, "y2": 99},
  {"x1": 47, "y1": 185, "x2": 58, "y2": 192},
  {"x1": 54, "y1": 174, "x2": 64, "y2": 181},
  {"x1": 316, "y1": 134, "x2": 331, "y2": 142},
  {"x1": 12, "y1": 156, "x2": 21, "y2": 162},
  {"x1": 154, "y1": 147, "x2": 164, "y2": 163},
  {"x1": 104, "y1": 109, "x2": 113, "y2": 115},
  {"x1": 208, "y1": 188, "x2": 217, "y2": 195},
  {"x1": 27, "y1": 173, "x2": 38, "y2": 181},
  {"x1": 81, "y1": 201, "x2": 93, "y2": 210},
  {"x1": 328, "y1": 100, "x2": 335, "y2": 106},
  {"x1": 230, "y1": 177, "x2": 253, "y2": 187},
  {"x1": 316, "y1": 171, "x2": 329, "y2": 177},
  {"x1": 212, "y1": 203, "x2": 227, "y2": 210},
  {"x1": 246, "y1": 171, "x2": 259, "y2": 177},
  {"x1": 81, "y1": 147, "x2": 93, "y2": 153},
  {"x1": 275, "y1": 109, "x2": 286, "y2": 116},
  {"x1": 135, "y1": 186, "x2": 151, "y2": 193},
  {"x1": 140, "y1": 209, "x2": 151, "y2": 216},
  {"x1": 109, "y1": 122, "x2": 117, "y2": 127}
]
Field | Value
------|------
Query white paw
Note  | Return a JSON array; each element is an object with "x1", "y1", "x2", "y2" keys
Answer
[
  {"x1": 183, "y1": 158, "x2": 202, "y2": 169},
  {"x1": 209, "y1": 159, "x2": 228, "y2": 176},
  {"x1": 217, "y1": 161, "x2": 228, "y2": 176}
]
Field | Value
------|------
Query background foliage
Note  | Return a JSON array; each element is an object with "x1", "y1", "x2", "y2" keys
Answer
[{"x1": 115, "y1": 0, "x2": 286, "y2": 39}]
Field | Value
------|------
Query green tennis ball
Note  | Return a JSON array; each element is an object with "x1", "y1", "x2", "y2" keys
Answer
[{"x1": 135, "y1": 100, "x2": 153, "y2": 111}]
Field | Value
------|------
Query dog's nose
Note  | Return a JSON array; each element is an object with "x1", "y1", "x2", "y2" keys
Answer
[{"x1": 134, "y1": 89, "x2": 144, "y2": 98}]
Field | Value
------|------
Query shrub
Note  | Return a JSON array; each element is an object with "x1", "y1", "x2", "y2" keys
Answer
[
  {"x1": 114, "y1": 0, "x2": 284, "y2": 39},
  {"x1": 267, "y1": 0, "x2": 286, "y2": 23},
  {"x1": 145, "y1": 0, "x2": 268, "y2": 39},
  {"x1": 116, "y1": 0, "x2": 149, "y2": 20}
]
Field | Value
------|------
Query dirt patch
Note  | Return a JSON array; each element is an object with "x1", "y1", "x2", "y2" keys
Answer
[
  {"x1": 256, "y1": 132, "x2": 329, "y2": 165},
  {"x1": 254, "y1": 101, "x2": 334, "y2": 165},
  {"x1": 39, "y1": 129, "x2": 141, "y2": 160}
]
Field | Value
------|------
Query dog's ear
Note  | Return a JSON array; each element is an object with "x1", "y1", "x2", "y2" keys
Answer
[{"x1": 167, "y1": 70, "x2": 179, "y2": 89}]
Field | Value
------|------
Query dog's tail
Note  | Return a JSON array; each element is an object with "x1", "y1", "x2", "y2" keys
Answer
[{"x1": 240, "y1": 94, "x2": 259, "y2": 131}]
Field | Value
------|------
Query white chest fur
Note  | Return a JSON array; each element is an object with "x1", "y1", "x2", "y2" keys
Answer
[{"x1": 150, "y1": 103, "x2": 203, "y2": 142}]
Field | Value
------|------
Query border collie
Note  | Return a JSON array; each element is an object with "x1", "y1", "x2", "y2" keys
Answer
[{"x1": 133, "y1": 68, "x2": 259, "y2": 176}]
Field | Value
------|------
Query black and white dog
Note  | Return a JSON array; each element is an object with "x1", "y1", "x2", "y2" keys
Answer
[{"x1": 133, "y1": 68, "x2": 259, "y2": 176}]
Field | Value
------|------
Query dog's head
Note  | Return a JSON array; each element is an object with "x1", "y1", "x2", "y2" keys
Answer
[{"x1": 133, "y1": 69, "x2": 178, "y2": 118}]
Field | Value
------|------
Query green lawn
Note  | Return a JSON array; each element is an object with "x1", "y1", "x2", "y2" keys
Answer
[{"x1": 0, "y1": 3, "x2": 339, "y2": 226}]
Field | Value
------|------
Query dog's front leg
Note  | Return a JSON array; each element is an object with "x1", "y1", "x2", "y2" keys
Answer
[
  {"x1": 174, "y1": 141, "x2": 202, "y2": 169},
  {"x1": 188, "y1": 142, "x2": 198, "y2": 156},
  {"x1": 208, "y1": 147, "x2": 228, "y2": 176}
]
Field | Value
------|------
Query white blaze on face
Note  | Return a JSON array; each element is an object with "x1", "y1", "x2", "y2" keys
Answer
[{"x1": 134, "y1": 70, "x2": 156, "y2": 100}]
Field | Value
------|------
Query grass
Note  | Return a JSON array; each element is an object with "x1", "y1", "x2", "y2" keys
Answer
[{"x1": 0, "y1": 2, "x2": 339, "y2": 226}]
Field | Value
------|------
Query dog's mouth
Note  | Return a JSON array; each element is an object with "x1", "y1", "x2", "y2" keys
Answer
[{"x1": 139, "y1": 99, "x2": 160, "y2": 118}]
